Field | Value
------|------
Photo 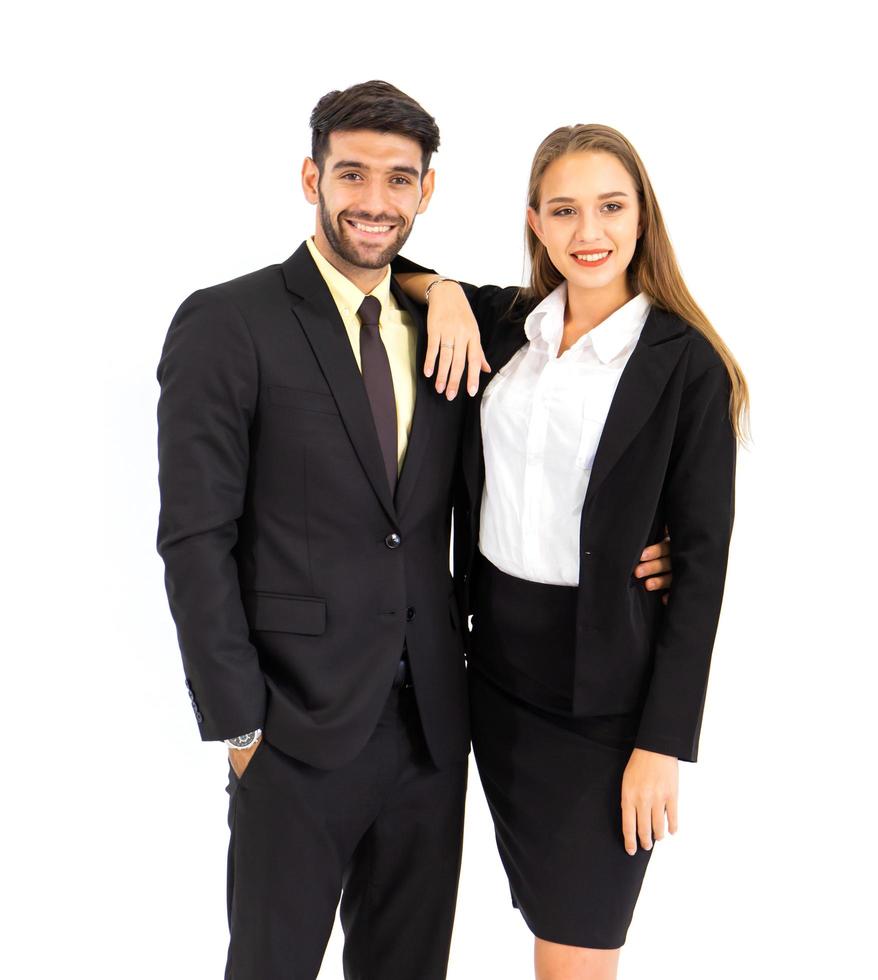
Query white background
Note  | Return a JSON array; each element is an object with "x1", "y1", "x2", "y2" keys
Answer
[{"x1": 3, "y1": 1, "x2": 876, "y2": 977}]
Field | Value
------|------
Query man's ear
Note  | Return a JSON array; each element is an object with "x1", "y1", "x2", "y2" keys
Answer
[
  {"x1": 415, "y1": 168, "x2": 436, "y2": 215},
  {"x1": 301, "y1": 157, "x2": 320, "y2": 205},
  {"x1": 526, "y1": 205, "x2": 545, "y2": 245}
]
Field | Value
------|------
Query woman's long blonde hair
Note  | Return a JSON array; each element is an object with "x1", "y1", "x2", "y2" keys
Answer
[{"x1": 524, "y1": 124, "x2": 749, "y2": 442}]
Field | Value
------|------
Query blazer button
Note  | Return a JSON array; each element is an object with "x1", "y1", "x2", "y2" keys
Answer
[
  {"x1": 406, "y1": 607, "x2": 416, "y2": 622},
  {"x1": 385, "y1": 532, "x2": 402, "y2": 549},
  {"x1": 194, "y1": 711, "x2": 203, "y2": 723}
]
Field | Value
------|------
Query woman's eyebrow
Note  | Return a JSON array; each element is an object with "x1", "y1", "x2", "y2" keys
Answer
[{"x1": 545, "y1": 191, "x2": 630, "y2": 204}]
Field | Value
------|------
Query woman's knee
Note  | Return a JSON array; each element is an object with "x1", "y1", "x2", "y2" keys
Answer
[{"x1": 534, "y1": 937, "x2": 620, "y2": 980}]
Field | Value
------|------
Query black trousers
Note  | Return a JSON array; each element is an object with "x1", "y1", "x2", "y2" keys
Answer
[{"x1": 224, "y1": 682, "x2": 468, "y2": 980}]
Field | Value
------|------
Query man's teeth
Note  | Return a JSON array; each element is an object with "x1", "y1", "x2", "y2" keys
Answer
[
  {"x1": 575, "y1": 251, "x2": 610, "y2": 263},
  {"x1": 351, "y1": 221, "x2": 392, "y2": 233}
]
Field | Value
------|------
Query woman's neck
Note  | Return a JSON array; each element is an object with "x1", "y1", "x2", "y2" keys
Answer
[{"x1": 564, "y1": 278, "x2": 635, "y2": 335}]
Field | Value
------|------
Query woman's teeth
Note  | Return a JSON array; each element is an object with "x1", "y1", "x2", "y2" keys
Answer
[{"x1": 574, "y1": 251, "x2": 610, "y2": 263}]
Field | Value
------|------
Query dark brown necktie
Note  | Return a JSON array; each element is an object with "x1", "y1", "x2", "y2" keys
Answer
[{"x1": 357, "y1": 295, "x2": 398, "y2": 491}]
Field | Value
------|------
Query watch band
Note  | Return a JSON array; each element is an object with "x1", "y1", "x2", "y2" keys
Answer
[{"x1": 224, "y1": 728, "x2": 262, "y2": 750}]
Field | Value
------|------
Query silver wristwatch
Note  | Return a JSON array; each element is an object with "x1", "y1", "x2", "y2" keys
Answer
[{"x1": 224, "y1": 728, "x2": 262, "y2": 750}]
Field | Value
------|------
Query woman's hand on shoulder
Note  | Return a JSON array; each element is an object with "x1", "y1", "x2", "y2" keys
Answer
[
  {"x1": 620, "y1": 747, "x2": 679, "y2": 855},
  {"x1": 423, "y1": 280, "x2": 490, "y2": 399}
]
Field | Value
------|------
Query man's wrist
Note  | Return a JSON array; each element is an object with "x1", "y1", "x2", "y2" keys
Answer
[{"x1": 224, "y1": 728, "x2": 262, "y2": 750}]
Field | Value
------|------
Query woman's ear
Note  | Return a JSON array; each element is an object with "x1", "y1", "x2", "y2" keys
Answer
[{"x1": 526, "y1": 205, "x2": 545, "y2": 244}]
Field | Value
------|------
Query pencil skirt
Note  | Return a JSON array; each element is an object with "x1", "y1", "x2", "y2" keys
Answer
[{"x1": 468, "y1": 554, "x2": 652, "y2": 949}]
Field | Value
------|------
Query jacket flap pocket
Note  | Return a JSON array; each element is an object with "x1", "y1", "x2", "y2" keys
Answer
[
  {"x1": 268, "y1": 385, "x2": 339, "y2": 415},
  {"x1": 244, "y1": 592, "x2": 327, "y2": 635}
]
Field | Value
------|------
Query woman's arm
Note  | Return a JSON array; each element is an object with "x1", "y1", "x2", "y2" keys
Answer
[
  {"x1": 621, "y1": 360, "x2": 736, "y2": 854},
  {"x1": 394, "y1": 272, "x2": 489, "y2": 398},
  {"x1": 634, "y1": 362, "x2": 736, "y2": 762}
]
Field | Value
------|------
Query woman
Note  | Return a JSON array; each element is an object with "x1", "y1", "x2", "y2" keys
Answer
[{"x1": 395, "y1": 124, "x2": 747, "y2": 980}]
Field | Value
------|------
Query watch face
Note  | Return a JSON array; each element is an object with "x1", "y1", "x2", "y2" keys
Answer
[{"x1": 228, "y1": 732, "x2": 258, "y2": 749}]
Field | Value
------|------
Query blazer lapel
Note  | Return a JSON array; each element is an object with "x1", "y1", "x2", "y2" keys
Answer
[
  {"x1": 391, "y1": 280, "x2": 437, "y2": 515},
  {"x1": 281, "y1": 244, "x2": 397, "y2": 524},
  {"x1": 584, "y1": 306, "x2": 689, "y2": 505},
  {"x1": 461, "y1": 322, "x2": 528, "y2": 510}
]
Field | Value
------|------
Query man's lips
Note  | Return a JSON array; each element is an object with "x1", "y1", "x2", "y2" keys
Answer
[
  {"x1": 571, "y1": 249, "x2": 612, "y2": 267},
  {"x1": 345, "y1": 218, "x2": 399, "y2": 238}
]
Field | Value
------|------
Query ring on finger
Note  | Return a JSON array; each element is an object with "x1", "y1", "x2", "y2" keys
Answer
[{"x1": 440, "y1": 342, "x2": 455, "y2": 350}]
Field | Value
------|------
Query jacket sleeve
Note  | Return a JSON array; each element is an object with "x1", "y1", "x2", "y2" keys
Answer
[
  {"x1": 156, "y1": 288, "x2": 267, "y2": 741},
  {"x1": 634, "y1": 362, "x2": 737, "y2": 762}
]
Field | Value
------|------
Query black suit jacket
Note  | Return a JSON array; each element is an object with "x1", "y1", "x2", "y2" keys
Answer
[
  {"x1": 156, "y1": 242, "x2": 469, "y2": 770},
  {"x1": 441, "y1": 280, "x2": 736, "y2": 763}
]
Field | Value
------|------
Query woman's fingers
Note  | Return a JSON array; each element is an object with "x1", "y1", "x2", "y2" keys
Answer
[
  {"x1": 652, "y1": 802, "x2": 666, "y2": 843},
  {"x1": 423, "y1": 330, "x2": 440, "y2": 379},
  {"x1": 433, "y1": 341, "x2": 455, "y2": 394},
  {"x1": 637, "y1": 800, "x2": 654, "y2": 851},
  {"x1": 621, "y1": 800, "x2": 638, "y2": 856},
  {"x1": 444, "y1": 340, "x2": 469, "y2": 400}
]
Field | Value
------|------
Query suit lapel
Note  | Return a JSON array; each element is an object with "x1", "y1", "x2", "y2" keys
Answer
[
  {"x1": 584, "y1": 306, "x2": 689, "y2": 505},
  {"x1": 392, "y1": 280, "x2": 439, "y2": 516},
  {"x1": 281, "y1": 244, "x2": 397, "y2": 524}
]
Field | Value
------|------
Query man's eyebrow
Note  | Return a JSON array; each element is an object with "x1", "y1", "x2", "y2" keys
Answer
[{"x1": 332, "y1": 159, "x2": 420, "y2": 178}]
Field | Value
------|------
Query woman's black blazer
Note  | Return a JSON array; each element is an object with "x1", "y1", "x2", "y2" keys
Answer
[{"x1": 449, "y1": 283, "x2": 737, "y2": 763}]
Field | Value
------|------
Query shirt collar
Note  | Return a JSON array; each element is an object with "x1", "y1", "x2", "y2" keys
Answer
[
  {"x1": 524, "y1": 283, "x2": 651, "y2": 364},
  {"x1": 306, "y1": 236, "x2": 392, "y2": 318}
]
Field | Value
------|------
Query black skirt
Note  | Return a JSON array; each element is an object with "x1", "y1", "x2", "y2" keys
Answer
[{"x1": 468, "y1": 553, "x2": 652, "y2": 949}]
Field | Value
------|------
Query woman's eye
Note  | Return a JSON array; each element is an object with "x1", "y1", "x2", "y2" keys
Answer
[
  {"x1": 553, "y1": 208, "x2": 575, "y2": 217},
  {"x1": 601, "y1": 202, "x2": 622, "y2": 213}
]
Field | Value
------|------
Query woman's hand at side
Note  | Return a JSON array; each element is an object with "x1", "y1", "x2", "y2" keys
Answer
[{"x1": 621, "y1": 747, "x2": 679, "y2": 855}]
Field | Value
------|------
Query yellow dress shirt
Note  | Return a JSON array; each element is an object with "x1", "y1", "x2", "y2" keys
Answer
[{"x1": 306, "y1": 237, "x2": 417, "y2": 472}]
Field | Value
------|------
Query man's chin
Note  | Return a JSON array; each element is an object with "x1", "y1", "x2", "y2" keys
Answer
[{"x1": 339, "y1": 238, "x2": 405, "y2": 270}]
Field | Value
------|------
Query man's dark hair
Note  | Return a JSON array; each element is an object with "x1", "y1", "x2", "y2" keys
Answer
[{"x1": 310, "y1": 80, "x2": 440, "y2": 178}]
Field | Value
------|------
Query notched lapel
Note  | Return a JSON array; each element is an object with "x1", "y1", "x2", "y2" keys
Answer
[
  {"x1": 281, "y1": 245, "x2": 397, "y2": 523},
  {"x1": 585, "y1": 307, "x2": 689, "y2": 503}
]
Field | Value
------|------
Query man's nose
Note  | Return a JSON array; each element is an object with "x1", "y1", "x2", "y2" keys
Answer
[{"x1": 359, "y1": 180, "x2": 392, "y2": 218}]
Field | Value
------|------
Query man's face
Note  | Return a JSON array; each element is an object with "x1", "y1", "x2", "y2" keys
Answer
[{"x1": 302, "y1": 130, "x2": 435, "y2": 271}]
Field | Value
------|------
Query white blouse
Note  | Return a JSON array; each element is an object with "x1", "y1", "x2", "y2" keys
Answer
[{"x1": 479, "y1": 284, "x2": 651, "y2": 586}]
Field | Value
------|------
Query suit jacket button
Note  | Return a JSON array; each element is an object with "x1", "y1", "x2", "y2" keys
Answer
[
  {"x1": 385, "y1": 533, "x2": 401, "y2": 549},
  {"x1": 406, "y1": 607, "x2": 415, "y2": 622},
  {"x1": 194, "y1": 711, "x2": 203, "y2": 723}
]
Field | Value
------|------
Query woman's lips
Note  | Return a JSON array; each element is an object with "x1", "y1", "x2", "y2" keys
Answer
[{"x1": 571, "y1": 250, "x2": 611, "y2": 267}]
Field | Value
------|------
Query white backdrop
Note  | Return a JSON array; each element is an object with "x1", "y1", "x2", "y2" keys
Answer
[{"x1": 4, "y1": 2, "x2": 876, "y2": 977}]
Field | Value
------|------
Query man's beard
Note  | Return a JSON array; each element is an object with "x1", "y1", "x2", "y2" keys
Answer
[{"x1": 318, "y1": 189, "x2": 413, "y2": 270}]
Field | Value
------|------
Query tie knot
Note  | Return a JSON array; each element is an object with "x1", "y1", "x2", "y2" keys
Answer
[{"x1": 357, "y1": 295, "x2": 382, "y2": 329}]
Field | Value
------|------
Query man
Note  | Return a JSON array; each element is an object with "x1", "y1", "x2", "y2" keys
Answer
[{"x1": 156, "y1": 80, "x2": 671, "y2": 980}]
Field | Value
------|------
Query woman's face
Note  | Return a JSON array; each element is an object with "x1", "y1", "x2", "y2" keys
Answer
[{"x1": 528, "y1": 151, "x2": 641, "y2": 298}]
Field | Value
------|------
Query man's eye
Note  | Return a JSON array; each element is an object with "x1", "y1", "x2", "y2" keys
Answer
[
  {"x1": 341, "y1": 173, "x2": 363, "y2": 181},
  {"x1": 390, "y1": 176, "x2": 411, "y2": 185}
]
